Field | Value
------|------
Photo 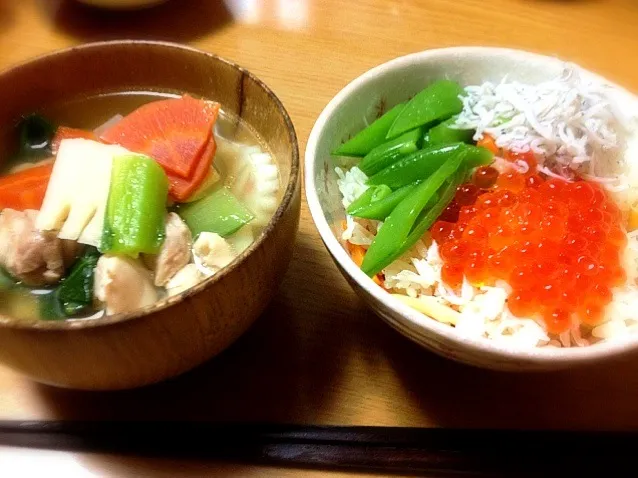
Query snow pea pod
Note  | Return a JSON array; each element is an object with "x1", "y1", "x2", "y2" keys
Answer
[
  {"x1": 333, "y1": 103, "x2": 406, "y2": 157},
  {"x1": 427, "y1": 117, "x2": 474, "y2": 145},
  {"x1": 386, "y1": 80, "x2": 464, "y2": 139},
  {"x1": 361, "y1": 152, "x2": 465, "y2": 276},
  {"x1": 346, "y1": 185, "x2": 392, "y2": 216},
  {"x1": 391, "y1": 169, "x2": 467, "y2": 264},
  {"x1": 358, "y1": 128, "x2": 422, "y2": 176},
  {"x1": 367, "y1": 143, "x2": 492, "y2": 189},
  {"x1": 351, "y1": 183, "x2": 437, "y2": 221}
]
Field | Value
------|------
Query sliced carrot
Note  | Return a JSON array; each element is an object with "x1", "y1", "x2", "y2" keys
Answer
[
  {"x1": 52, "y1": 127, "x2": 98, "y2": 154},
  {"x1": 348, "y1": 242, "x2": 387, "y2": 288},
  {"x1": 348, "y1": 242, "x2": 366, "y2": 267},
  {"x1": 477, "y1": 133, "x2": 499, "y2": 155},
  {"x1": 166, "y1": 135, "x2": 216, "y2": 202},
  {"x1": 100, "y1": 95, "x2": 220, "y2": 179},
  {"x1": 0, "y1": 162, "x2": 54, "y2": 211}
]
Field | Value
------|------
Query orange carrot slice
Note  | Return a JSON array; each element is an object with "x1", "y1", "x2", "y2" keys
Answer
[
  {"x1": 348, "y1": 242, "x2": 386, "y2": 288},
  {"x1": 0, "y1": 162, "x2": 54, "y2": 211},
  {"x1": 166, "y1": 135, "x2": 216, "y2": 202},
  {"x1": 348, "y1": 242, "x2": 366, "y2": 267},
  {"x1": 52, "y1": 127, "x2": 98, "y2": 154},
  {"x1": 100, "y1": 95, "x2": 220, "y2": 179}
]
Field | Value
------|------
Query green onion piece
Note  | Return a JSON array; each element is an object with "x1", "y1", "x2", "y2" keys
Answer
[
  {"x1": 332, "y1": 103, "x2": 406, "y2": 157},
  {"x1": 179, "y1": 186, "x2": 255, "y2": 238},
  {"x1": 101, "y1": 154, "x2": 169, "y2": 257},
  {"x1": 361, "y1": 151, "x2": 465, "y2": 276},
  {"x1": 386, "y1": 80, "x2": 464, "y2": 139}
]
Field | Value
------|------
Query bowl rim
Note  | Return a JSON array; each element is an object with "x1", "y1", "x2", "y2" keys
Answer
[
  {"x1": 305, "y1": 45, "x2": 638, "y2": 366},
  {"x1": 0, "y1": 39, "x2": 300, "y2": 331}
]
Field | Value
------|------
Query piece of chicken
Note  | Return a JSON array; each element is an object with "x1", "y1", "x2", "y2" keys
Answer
[
  {"x1": 144, "y1": 213, "x2": 192, "y2": 286},
  {"x1": 193, "y1": 232, "x2": 237, "y2": 272},
  {"x1": 94, "y1": 255, "x2": 158, "y2": 315},
  {"x1": 0, "y1": 209, "x2": 81, "y2": 286},
  {"x1": 165, "y1": 263, "x2": 204, "y2": 297}
]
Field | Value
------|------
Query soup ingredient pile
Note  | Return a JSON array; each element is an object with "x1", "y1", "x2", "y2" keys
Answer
[{"x1": 0, "y1": 94, "x2": 280, "y2": 321}]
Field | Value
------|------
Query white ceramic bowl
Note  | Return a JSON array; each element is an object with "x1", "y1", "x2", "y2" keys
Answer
[{"x1": 305, "y1": 46, "x2": 638, "y2": 371}]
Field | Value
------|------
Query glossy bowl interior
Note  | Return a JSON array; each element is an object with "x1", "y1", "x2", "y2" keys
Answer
[
  {"x1": 0, "y1": 41, "x2": 300, "y2": 389},
  {"x1": 305, "y1": 46, "x2": 638, "y2": 371}
]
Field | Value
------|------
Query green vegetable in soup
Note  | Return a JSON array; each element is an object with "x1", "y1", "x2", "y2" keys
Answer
[
  {"x1": 18, "y1": 114, "x2": 55, "y2": 158},
  {"x1": 358, "y1": 128, "x2": 422, "y2": 176},
  {"x1": 332, "y1": 103, "x2": 406, "y2": 157},
  {"x1": 0, "y1": 268, "x2": 15, "y2": 290},
  {"x1": 179, "y1": 186, "x2": 255, "y2": 237},
  {"x1": 346, "y1": 185, "x2": 392, "y2": 216},
  {"x1": 367, "y1": 143, "x2": 492, "y2": 189},
  {"x1": 40, "y1": 291, "x2": 65, "y2": 320},
  {"x1": 426, "y1": 117, "x2": 474, "y2": 145},
  {"x1": 40, "y1": 248, "x2": 101, "y2": 320},
  {"x1": 102, "y1": 154, "x2": 169, "y2": 257},
  {"x1": 386, "y1": 80, "x2": 464, "y2": 139},
  {"x1": 59, "y1": 248, "x2": 100, "y2": 310},
  {"x1": 361, "y1": 152, "x2": 465, "y2": 276}
]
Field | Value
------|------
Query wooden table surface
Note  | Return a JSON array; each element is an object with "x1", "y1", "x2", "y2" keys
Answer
[{"x1": 1, "y1": 0, "x2": 638, "y2": 475}]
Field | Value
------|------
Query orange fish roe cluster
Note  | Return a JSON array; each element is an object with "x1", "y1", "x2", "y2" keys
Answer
[{"x1": 431, "y1": 167, "x2": 628, "y2": 335}]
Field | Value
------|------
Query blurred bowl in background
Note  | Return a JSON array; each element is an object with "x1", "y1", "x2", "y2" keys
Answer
[{"x1": 74, "y1": 0, "x2": 169, "y2": 10}]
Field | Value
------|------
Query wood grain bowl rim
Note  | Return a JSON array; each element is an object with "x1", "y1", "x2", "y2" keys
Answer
[
  {"x1": 305, "y1": 46, "x2": 638, "y2": 367},
  {"x1": 0, "y1": 40, "x2": 300, "y2": 331}
]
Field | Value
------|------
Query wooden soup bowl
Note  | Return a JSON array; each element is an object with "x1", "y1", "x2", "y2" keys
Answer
[{"x1": 0, "y1": 41, "x2": 300, "y2": 390}]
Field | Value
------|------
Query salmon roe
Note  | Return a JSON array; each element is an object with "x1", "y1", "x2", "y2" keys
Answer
[{"x1": 431, "y1": 169, "x2": 628, "y2": 335}]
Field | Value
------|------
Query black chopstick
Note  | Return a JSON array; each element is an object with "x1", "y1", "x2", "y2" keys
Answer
[{"x1": 1, "y1": 421, "x2": 637, "y2": 476}]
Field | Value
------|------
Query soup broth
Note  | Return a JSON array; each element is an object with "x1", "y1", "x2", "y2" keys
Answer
[{"x1": 0, "y1": 91, "x2": 281, "y2": 321}]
